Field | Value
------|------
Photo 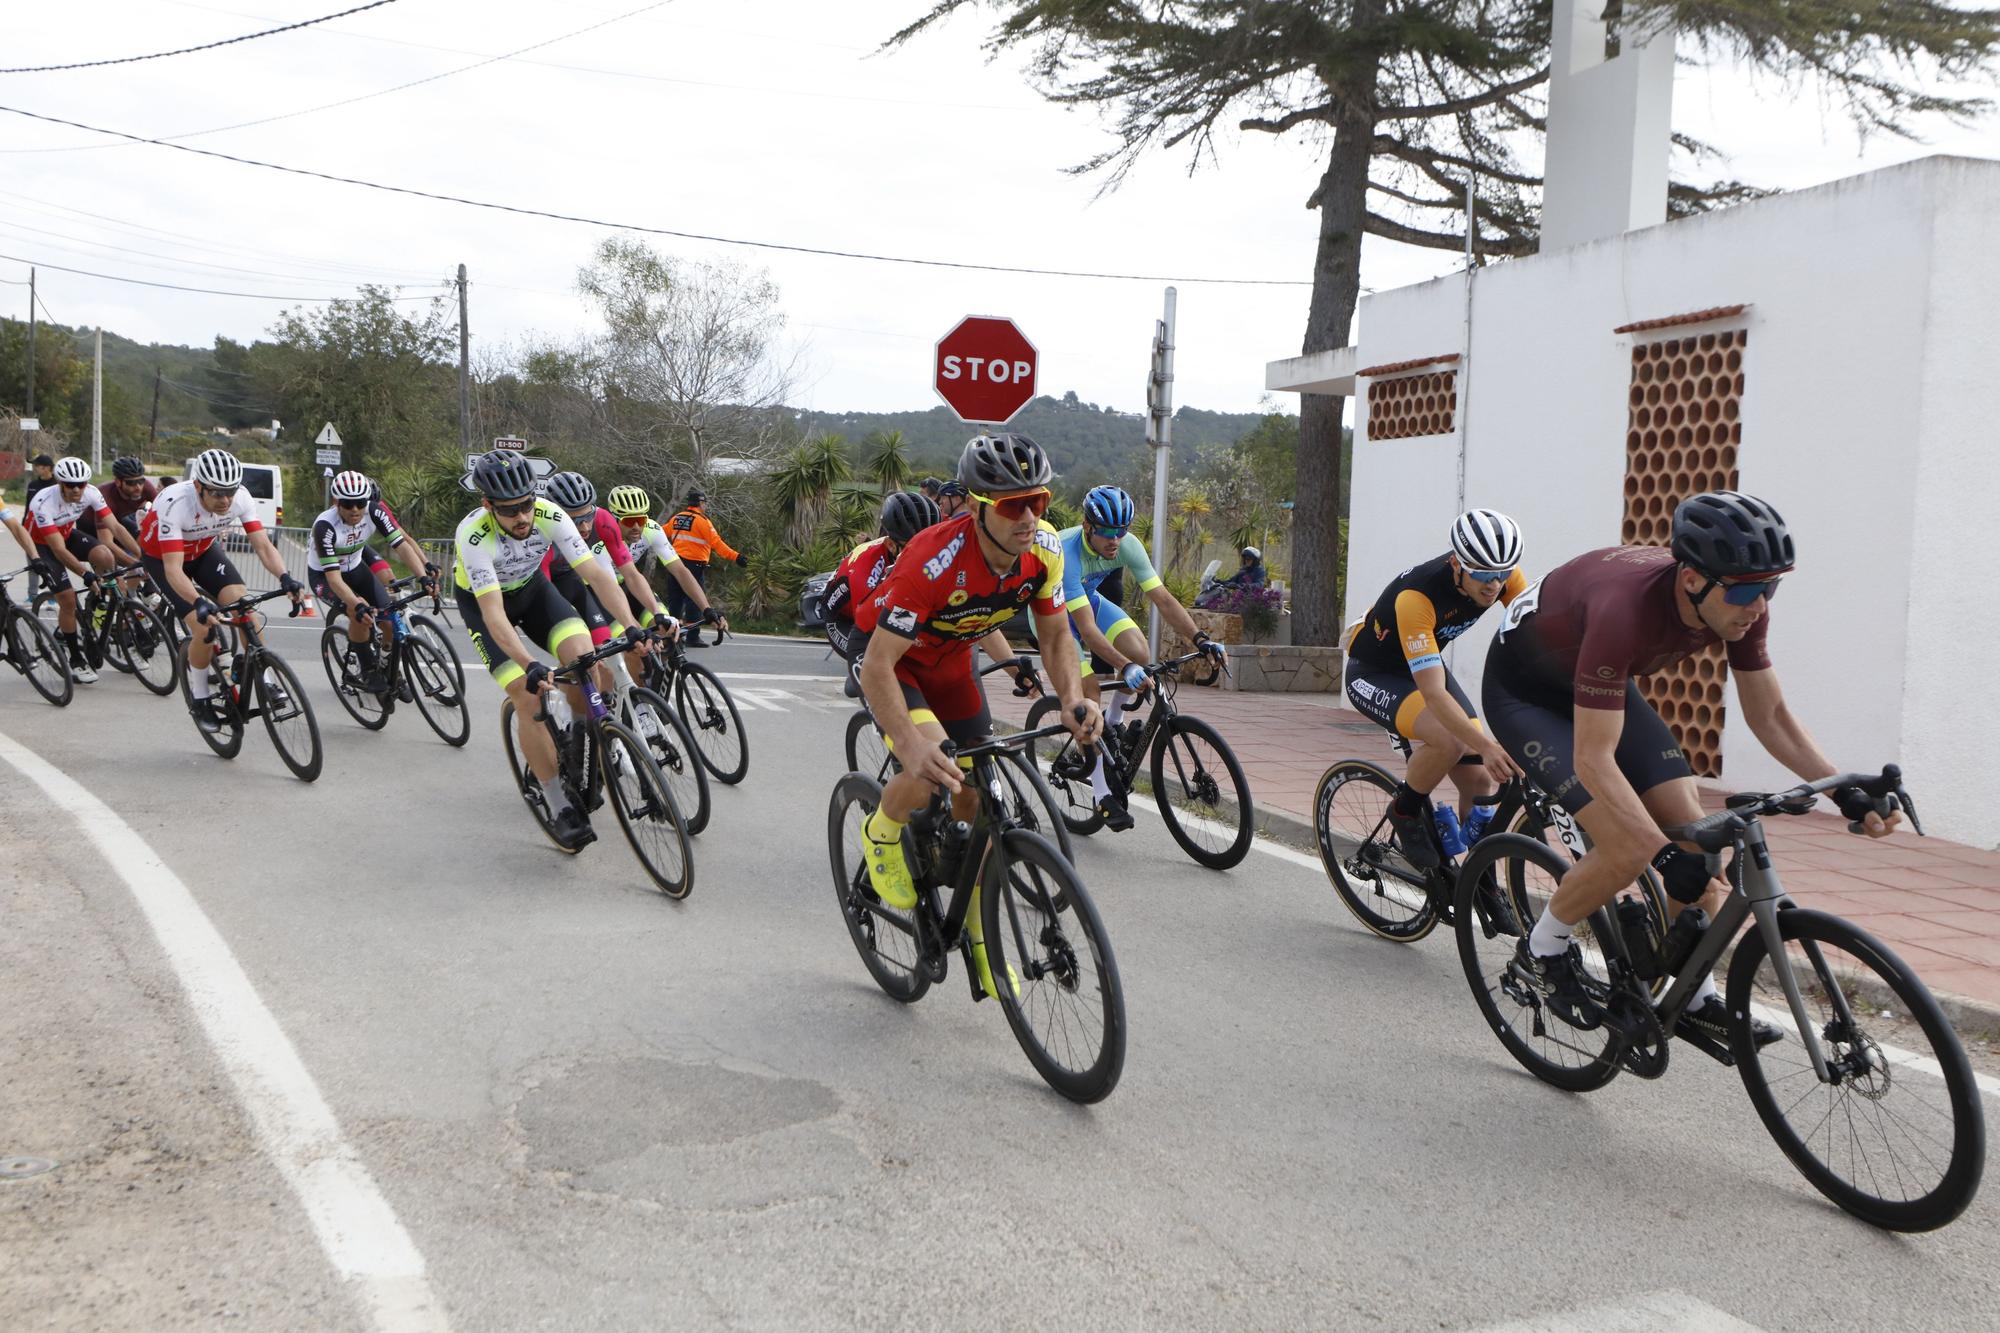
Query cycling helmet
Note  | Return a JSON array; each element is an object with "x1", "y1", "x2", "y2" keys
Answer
[
  {"x1": 919, "y1": 477, "x2": 944, "y2": 498},
  {"x1": 471, "y1": 448, "x2": 537, "y2": 501},
  {"x1": 330, "y1": 470, "x2": 371, "y2": 502},
  {"x1": 881, "y1": 490, "x2": 940, "y2": 544},
  {"x1": 191, "y1": 448, "x2": 243, "y2": 489},
  {"x1": 1671, "y1": 491, "x2": 1794, "y2": 577},
  {"x1": 544, "y1": 470, "x2": 597, "y2": 511},
  {"x1": 1449, "y1": 508, "x2": 1522, "y2": 571},
  {"x1": 1083, "y1": 484, "x2": 1135, "y2": 532},
  {"x1": 112, "y1": 456, "x2": 146, "y2": 480},
  {"x1": 936, "y1": 479, "x2": 968, "y2": 499},
  {"x1": 958, "y1": 433, "x2": 1052, "y2": 495},
  {"x1": 607, "y1": 484, "x2": 652, "y2": 518},
  {"x1": 53, "y1": 456, "x2": 91, "y2": 484}
]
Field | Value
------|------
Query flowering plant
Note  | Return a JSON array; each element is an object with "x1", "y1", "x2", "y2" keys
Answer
[{"x1": 1199, "y1": 581, "x2": 1284, "y2": 638}]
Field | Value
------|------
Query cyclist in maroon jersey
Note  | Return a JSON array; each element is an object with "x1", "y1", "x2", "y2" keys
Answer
[{"x1": 1482, "y1": 492, "x2": 1900, "y2": 1040}]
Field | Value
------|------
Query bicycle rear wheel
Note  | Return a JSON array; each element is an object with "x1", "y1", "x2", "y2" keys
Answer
[
  {"x1": 1149, "y1": 713, "x2": 1253, "y2": 869},
  {"x1": 673, "y1": 659, "x2": 748, "y2": 784},
  {"x1": 626, "y1": 685, "x2": 708, "y2": 835},
  {"x1": 598, "y1": 719, "x2": 693, "y2": 899},
  {"x1": 111, "y1": 600, "x2": 179, "y2": 695},
  {"x1": 1454, "y1": 833, "x2": 1621, "y2": 1092},
  {"x1": 827, "y1": 773, "x2": 931, "y2": 1003},
  {"x1": 1729, "y1": 908, "x2": 1985, "y2": 1232},
  {"x1": 500, "y1": 700, "x2": 575, "y2": 853},
  {"x1": 983, "y1": 827, "x2": 1125, "y2": 1103},
  {"x1": 1024, "y1": 695, "x2": 1104, "y2": 836},
  {"x1": 6, "y1": 606, "x2": 73, "y2": 707},
  {"x1": 1313, "y1": 759, "x2": 1440, "y2": 941},
  {"x1": 320, "y1": 619, "x2": 389, "y2": 730},
  {"x1": 404, "y1": 638, "x2": 470, "y2": 747},
  {"x1": 179, "y1": 654, "x2": 244, "y2": 758},
  {"x1": 254, "y1": 651, "x2": 322, "y2": 782},
  {"x1": 407, "y1": 613, "x2": 465, "y2": 695}
]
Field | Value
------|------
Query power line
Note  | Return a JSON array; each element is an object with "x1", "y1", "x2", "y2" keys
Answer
[
  {"x1": 1, "y1": 1, "x2": 399, "y2": 75},
  {"x1": 0, "y1": 249, "x2": 443, "y2": 302},
  {"x1": 0, "y1": 213, "x2": 442, "y2": 288},
  {"x1": 0, "y1": 103, "x2": 1314, "y2": 287}
]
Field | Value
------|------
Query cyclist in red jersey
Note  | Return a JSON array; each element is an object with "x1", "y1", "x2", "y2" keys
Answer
[
  {"x1": 1482, "y1": 492, "x2": 1899, "y2": 1039},
  {"x1": 856, "y1": 435, "x2": 1100, "y2": 992},
  {"x1": 823, "y1": 490, "x2": 938, "y2": 663}
]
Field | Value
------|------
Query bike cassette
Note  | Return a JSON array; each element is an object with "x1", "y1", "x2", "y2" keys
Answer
[{"x1": 1606, "y1": 989, "x2": 1669, "y2": 1080}]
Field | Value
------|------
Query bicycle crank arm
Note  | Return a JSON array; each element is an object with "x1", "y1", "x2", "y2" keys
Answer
[{"x1": 1670, "y1": 1022, "x2": 1736, "y2": 1067}]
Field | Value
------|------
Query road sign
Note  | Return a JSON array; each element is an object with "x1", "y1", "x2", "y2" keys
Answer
[
  {"x1": 493, "y1": 435, "x2": 527, "y2": 450},
  {"x1": 459, "y1": 451, "x2": 559, "y2": 493},
  {"x1": 19, "y1": 417, "x2": 39, "y2": 432},
  {"x1": 934, "y1": 316, "x2": 1038, "y2": 424},
  {"x1": 315, "y1": 448, "x2": 343, "y2": 466},
  {"x1": 315, "y1": 422, "x2": 342, "y2": 448}
]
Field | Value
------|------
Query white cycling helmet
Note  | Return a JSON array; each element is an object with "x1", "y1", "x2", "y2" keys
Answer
[
  {"x1": 1449, "y1": 508, "x2": 1522, "y2": 572},
  {"x1": 192, "y1": 448, "x2": 244, "y2": 489},
  {"x1": 53, "y1": 456, "x2": 91, "y2": 484},
  {"x1": 331, "y1": 470, "x2": 371, "y2": 502}
]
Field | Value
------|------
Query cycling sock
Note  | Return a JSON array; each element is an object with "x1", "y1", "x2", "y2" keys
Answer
[
  {"x1": 188, "y1": 667, "x2": 213, "y2": 699},
  {"x1": 1390, "y1": 781, "x2": 1423, "y2": 818},
  {"x1": 1089, "y1": 753, "x2": 1113, "y2": 803},
  {"x1": 863, "y1": 808, "x2": 905, "y2": 846},
  {"x1": 1691, "y1": 973, "x2": 1721, "y2": 1006},
  {"x1": 1529, "y1": 906, "x2": 1574, "y2": 958},
  {"x1": 541, "y1": 775, "x2": 574, "y2": 816},
  {"x1": 1104, "y1": 695, "x2": 1126, "y2": 728}
]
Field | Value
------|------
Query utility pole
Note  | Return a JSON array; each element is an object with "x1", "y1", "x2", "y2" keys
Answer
[
  {"x1": 148, "y1": 367, "x2": 161, "y2": 447},
  {"x1": 92, "y1": 327, "x2": 103, "y2": 474},
  {"x1": 457, "y1": 263, "x2": 470, "y2": 451},
  {"x1": 1145, "y1": 286, "x2": 1177, "y2": 656},
  {"x1": 25, "y1": 268, "x2": 36, "y2": 417}
]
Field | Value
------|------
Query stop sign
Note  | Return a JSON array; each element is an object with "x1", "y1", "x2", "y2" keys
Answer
[{"x1": 934, "y1": 316, "x2": 1038, "y2": 424}]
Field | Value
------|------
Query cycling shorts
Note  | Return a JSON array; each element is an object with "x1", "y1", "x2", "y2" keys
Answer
[
  {"x1": 1481, "y1": 671, "x2": 1691, "y2": 815},
  {"x1": 141, "y1": 547, "x2": 244, "y2": 619},
  {"x1": 549, "y1": 565, "x2": 623, "y2": 646},
  {"x1": 310, "y1": 559, "x2": 388, "y2": 616},
  {"x1": 37, "y1": 529, "x2": 104, "y2": 585},
  {"x1": 893, "y1": 654, "x2": 992, "y2": 751},
  {"x1": 1070, "y1": 587, "x2": 1139, "y2": 677},
  {"x1": 825, "y1": 616, "x2": 864, "y2": 664},
  {"x1": 455, "y1": 575, "x2": 589, "y2": 689},
  {"x1": 1345, "y1": 662, "x2": 1477, "y2": 742}
]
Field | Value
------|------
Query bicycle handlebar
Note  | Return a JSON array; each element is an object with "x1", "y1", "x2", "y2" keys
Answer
[{"x1": 1666, "y1": 764, "x2": 1921, "y2": 850}]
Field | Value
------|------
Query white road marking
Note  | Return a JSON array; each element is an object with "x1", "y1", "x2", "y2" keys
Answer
[
  {"x1": 0, "y1": 729, "x2": 449, "y2": 1333},
  {"x1": 1467, "y1": 1290, "x2": 1765, "y2": 1332},
  {"x1": 730, "y1": 687, "x2": 805, "y2": 712}
]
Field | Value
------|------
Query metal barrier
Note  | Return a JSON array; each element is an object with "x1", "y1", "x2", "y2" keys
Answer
[{"x1": 220, "y1": 528, "x2": 457, "y2": 623}]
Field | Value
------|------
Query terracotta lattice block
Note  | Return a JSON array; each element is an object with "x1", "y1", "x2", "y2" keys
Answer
[
  {"x1": 1365, "y1": 370, "x2": 1458, "y2": 440},
  {"x1": 1623, "y1": 328, "x2": 1746, "y2": 777}
]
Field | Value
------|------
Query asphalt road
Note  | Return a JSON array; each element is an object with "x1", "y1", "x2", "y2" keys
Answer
[{"x1": 3, "y1": 620, "x2": 1997, "y2": 1331}]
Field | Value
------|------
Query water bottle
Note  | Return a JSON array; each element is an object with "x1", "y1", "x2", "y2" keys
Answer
[
  {"x1": 1658, "y1": 906, "x2": 1711, "y2": 978},
  {"x1": 1463, "y1": 795, "x2": 1502, "y2": 846},
  {"x1": 584, "y1": 686, "x2": 611, "y2": 722},
  {"x1": 935, "y1": 820, "x2": 972, "y2": 886},
  {"x1": 388, "y1": 609, "x2": 408, "y2": 642},
  {"x1": 1433, "y1": 805, "x2": 1467, "y2": 858},
  {"x1": 1614, "y1": 897, "x2": 1665, "y2": 980}
]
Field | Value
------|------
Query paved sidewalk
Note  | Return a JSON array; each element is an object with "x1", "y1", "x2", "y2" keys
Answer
[{"x1": 992, "y1": 684, "x2": 2000, "y2": 1017}]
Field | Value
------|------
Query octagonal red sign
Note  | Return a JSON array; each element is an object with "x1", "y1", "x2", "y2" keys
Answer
[{"x1": 934, "y1": 316, "x2": 1038, "y2": 424}]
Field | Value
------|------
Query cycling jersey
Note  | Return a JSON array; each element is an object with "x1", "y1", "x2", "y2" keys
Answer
[
  {"x1": 1345, "y1": 553, "x2": 1529, "y2": 676},
  {"x1": 25, "y1": 482, "x2": 112, "y2": 546},
  {"x1": 826, "y1": 536, "x2": 895, "y2": 629},
  {"x1": 621, "y1": 517, "x2": 683, "y2": 574},
  {"x1": 541, "y1": 506, "x2": 632, "y2": 578},
  {"x1": 1488, "y1": 545, "x2": 1770, "y2": 709},
  {"x1": 139, "y1": 480, "x2": 264, "y2": 559},
  {"x1": 453, "y1": 501, "x2": 593, "y2": 595},
  {"x1": 309, "y1": 500, "x2": 404, "y2": 573},
  {"x1": 102, "y1": 478, "x2": 158, "y2": 524},
  {"x1": 868, "y1": 513, "x2": 1062, "y2": 670},
  {"x1": 1058, "y1": 526, "x2": 1162, "y2": 609}
]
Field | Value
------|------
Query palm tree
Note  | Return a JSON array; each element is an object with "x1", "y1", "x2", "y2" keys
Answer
[
  {"x1": 1173, "y1": 489, "x2": 1212, "y2": 570},
  {"x1": 772, "y1": 433, "x2": 852, "y2": 547},
  {"x1": 865, "y1": 429, "x2": 912, "y2": 496},
  {"x1": 824, "y1": 488, "x2": 877, "y2": 551}
]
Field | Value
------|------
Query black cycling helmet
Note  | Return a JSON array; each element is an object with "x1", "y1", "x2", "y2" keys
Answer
[
  {"x1": 918, "y1": 477, "x2": 943, "y2": 498},
  {"x1": 544, "y1": 470, "x2": 596, "y2": 511},
  {"x1": 1670, "y1": 491, "x2": 1794, "y2": 578},
  {"x1": 472, "y1": 449, "x2": 538, "y2": 502},
  {"x1": 958, "y1": 433, "x2": 1052, "y2": 495},
  {"x1": 881, "y1": 490, "x2": 940, "y2": 544},
  {"x1": 112, "y1": 456, "x2": 146, "y2": 480}
]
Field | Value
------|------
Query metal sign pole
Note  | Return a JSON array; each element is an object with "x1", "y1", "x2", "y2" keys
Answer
[{"x1": 1146, "y1": 287, "x2": 1177, "y2": 657}]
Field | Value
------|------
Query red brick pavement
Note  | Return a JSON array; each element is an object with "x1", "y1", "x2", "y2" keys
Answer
[{"x1": 991, "y1": 685, "x2": 2000, "y2": 1015}]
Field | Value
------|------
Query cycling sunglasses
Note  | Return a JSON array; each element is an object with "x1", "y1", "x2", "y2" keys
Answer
[
  {"x1": 1089, "y1": 524, "x2": 1128, "y2": 542},
  {"x1": 1718, "y1": 575, "x2": 1782, "y2": 606},
  {"x1": 971, "y1": 488, "x2": 1051, "y2": 520},
  {"x1": 195, "y1": 482, "x2": 237, "y2": 499},
  {"x1": 335, "y1": 498, "x2": 368, "y2": 511},
  {"x1": 491, "y1": 497, "x2": 536, "y2": 518},
  {"x1": 1460, "y1": 566, "x2": 1512, "y2": 584}
]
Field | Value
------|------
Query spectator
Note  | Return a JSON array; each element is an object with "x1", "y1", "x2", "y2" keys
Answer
[
  {"x1": 1225, "y1": 545, "x2": 1268, "y2": 587},
  {"x1": 24, "y1": 453, "x2": 56, "y2": 502},
  {"x1": 665, "y1": 488, "x2": 744, "y2": 646}
]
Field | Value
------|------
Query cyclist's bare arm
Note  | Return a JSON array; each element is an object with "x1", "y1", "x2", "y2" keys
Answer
[
  {"x1": 391, "y1": 535, "x2": 431, "y2": 579},
  {"x1": 663, "y1": 559, "x2": 713, "y2": 618},
  {"x1": 1735, "y1": 667, "x2": 1898, "y2": 836},
  {"x1": 615, "y1": 558, "x2": 663, "y2": 618},
  {"x1": 1411, "y1": 663, "x2": 1522, "y2": 779},
  {"x1": 4, "y1": 514, "x2": 33, "y2": 562},
  {"x1": 1033, "y1": 607, "x2": 1103, "y2": 744},
  {"x1": 158, "y1": 549, "x2": 202, "y2": 610},
  {"x1": 321, "y1": 567, "x2": 364, "y2": 612},
  {"x1": 576, "y1": 556, "x2": 643, "y2": 636},
  {"x1": 1145, "y1": 583, "x2": 1203, "y2": 648},
  {"x1": 103, "y1": 514, "x2": 142, "y2": 561}
]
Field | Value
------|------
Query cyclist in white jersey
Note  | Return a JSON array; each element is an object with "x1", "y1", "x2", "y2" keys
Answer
[{"x1": 310, "y1": 469, "x2": 437, "y2": 694}]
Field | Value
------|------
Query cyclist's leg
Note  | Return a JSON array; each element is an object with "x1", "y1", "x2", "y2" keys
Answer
[
  {"x1": 40, "y1": 544, "x2": 80, "y2": 633},
  {"x1": 458, "y1": 584, "x2": 554, "y2": 780},
  {"x1": 548, "y1": 567, "x2": 615, "y2": 700},
  {"x1": 1404, "y1": 671, "x2": 1496, "y2": 812},
  {"x1": 76, "y1": 530, "x2": 116, "y2": 579}
]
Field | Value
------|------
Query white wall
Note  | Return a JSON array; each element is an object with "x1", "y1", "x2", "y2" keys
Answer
[{"x1": 1346, "y1": 156, "x2": 1995, "y2": 844}]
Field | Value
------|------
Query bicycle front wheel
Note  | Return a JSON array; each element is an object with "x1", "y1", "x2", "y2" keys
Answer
[
  {"x1": 407, "y1": 613, "x2": 465, "y2": 696},
  {"x1": 112, "y1": 600, "x2": 180, "y2": 695},
  {"x1": 991, "y1": 749, "x2": 1076, "y2": 866},
  {"x1": 1729, "y1": 908, "x2": 1985, "y2": 1232},
  {"x1": 983, "y1": 827, "x2": 1125, "y2": 1103},
  {"x1": 1150, "y1": 714, "x2": 1254, "y2": 869},
  {"x1": 500, "y1": 700, "x2": 573, "y2": 853},
  {"x1": 673, "y1": 659, "x2": 748, "y2": 784},
  {"x1": 6, "y1": 605, "x2": 73, "y2": 707},
  {"x1": 179, "y1": 655, "x2": 243, "y2": 758},
  {"x1": 404, "y1": 638, "x2": 470, "y2": 747},
  {"x1": 1313, "y1": 758, "x2": 1439, "y2": 942},
  {"x1": 254, "y1": 651, "x2": 323, "y2": 782},
  {"x1": 1454, "y1": 833, "x2": 1620, "y2": 1092},
  {"x1": 1024, "y1": 694, "x2": 1104, "y2": 836},
  {"x1": 843, "y1": 708, "x2": 894, "y2": 782},
  {"x1": 320, "y1": 619, "x2": 389, "y2": 730},
  {"x1": 827, "y1": 773, "x2": 931, "y2": 1003},
  {"x1": 626, "y1": 685, "x2": 709, "y2": 835},
  {"x1": 598, "y1": 719, "x2": 693, "y2": 899}
]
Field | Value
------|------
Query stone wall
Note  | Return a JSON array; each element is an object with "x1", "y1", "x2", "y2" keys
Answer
[{"x1": 1221, "y1": 645, "x2": 1344, "y2": 693}]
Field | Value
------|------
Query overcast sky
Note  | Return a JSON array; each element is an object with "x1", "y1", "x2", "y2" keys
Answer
[{"x1": 5, "y1": 0, "x2": 1997, "y2": 418}]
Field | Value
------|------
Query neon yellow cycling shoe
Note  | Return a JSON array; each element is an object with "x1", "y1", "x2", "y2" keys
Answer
[{"x1": 862, "y1": 812, "x2": 917, "y2": 910}]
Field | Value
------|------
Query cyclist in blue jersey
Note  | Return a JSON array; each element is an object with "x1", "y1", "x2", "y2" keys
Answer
[{"x1": 1054, "y1": 485, "x2": 1224, "y2": 829}]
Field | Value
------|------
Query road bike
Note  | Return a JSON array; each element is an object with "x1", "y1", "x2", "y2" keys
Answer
[
  {"x1": 640, "y1": 612, "x2": 747, "y2": 785},
  {"x1": 32, "y1": 563, "x2": 179, "y2": 695},
  {"x1": 599, "y1": 627, "x2": 711, "y2": 836},
  {"x1": 318, "y1": 577, "x2": 470, "y2": 746},
  {"x1": 1313, "y1": 734, "x2": 1670, "y2": 952},
  {"x1": 178, "y1": 588, "x2": 323, "y2": 782},
  {"x1": 1026, "y1": 651, "x2": 1254, "y2": 870},
  {"x1": 500, "y1": 637, "x2": 693, "y2": 899},
  {"x1": 1455, "y1": 764, "x2": 1984, "y2": 1232},
  {"x1": 828, "y1": 713, "x2": 1126, "y2": 1103},
  {"x1": 0, "y1": 567, "x2": 71, "y2": 707},
  {"x1": 844, "y1": 655, "x2": 1075, "y2": 864}
]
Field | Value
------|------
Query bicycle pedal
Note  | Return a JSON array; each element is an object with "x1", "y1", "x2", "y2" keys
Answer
[{"x1": 1671, "y1": 1021, "x2": 1737, "y2": 1067}]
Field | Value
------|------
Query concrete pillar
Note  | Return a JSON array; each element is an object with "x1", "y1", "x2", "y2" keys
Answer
[{"x1": 1540, "y1": 0, "x2": 1676, "y2": 252}]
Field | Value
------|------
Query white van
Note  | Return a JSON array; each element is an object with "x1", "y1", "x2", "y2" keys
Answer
[{"x1": 183, "y1": 458, "x2": 286, "y2": 529}]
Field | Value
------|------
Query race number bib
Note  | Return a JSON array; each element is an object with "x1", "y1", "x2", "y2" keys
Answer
[{"x1": 1498, "y1": 577, "x2": 1543, "y2": 640}]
